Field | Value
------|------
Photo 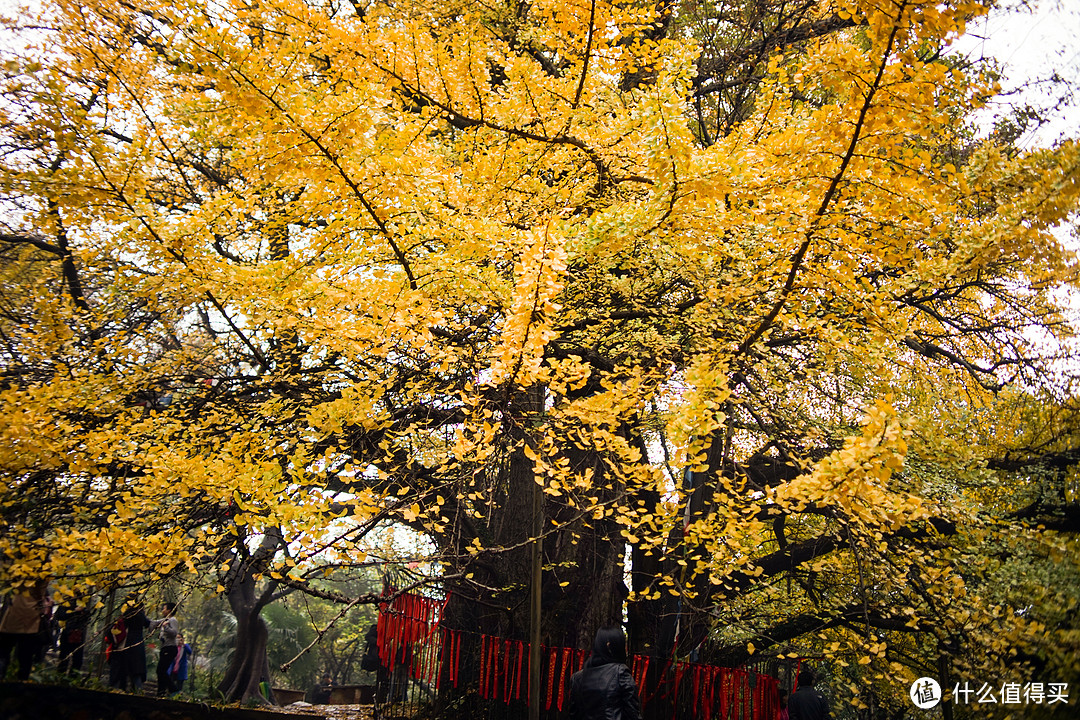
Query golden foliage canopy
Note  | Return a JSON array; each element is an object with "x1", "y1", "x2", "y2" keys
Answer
[{"x1": 1, "y1": 0, "x2": 1079, "y2": 710}]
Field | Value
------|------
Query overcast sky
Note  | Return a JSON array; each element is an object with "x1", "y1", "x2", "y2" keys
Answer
[{"x1": 952, "y1": 0, "x2": 1080, "y2": 147}]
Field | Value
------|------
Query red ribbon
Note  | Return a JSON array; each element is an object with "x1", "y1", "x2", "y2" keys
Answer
[
  {"x1": 490, "y1": 640, "x2": 497, "y2": 701},
  {"x1": 479, "y1": 635, "x2": 489, "y2": 699},
  {"x1": 375, "y1": 591, "x2": 456, "y2": 693},
  {"x1": 719, "y1": 667, "x2": 729, "y2": 719},
  {"x1": 514, "y1": 641, "x2": 524, "y2": 700},
  {"x1": 671, "y1": 662, "x2": 686, "y2": 720},
  {"x1": 633, "y1": 656, "x2": 650, "y2": 712},
  {"x1": 545, "y1": 647, "x2": 557, "y2": 710},
  {"x1": 558, "y1": 647, "x2": 571, "y2": 711},
  {"x1": 409, "y1": 596, "x2": 418, "y2": 642},
  {"x1": 382, "y1": 613, "x2": 393, "y2": 671},
  {"x1": 700, "y1": 666, "x2": 712, "y2": 720},
  {"x1": 710, "y1": 666, "x2": 721, "y2": 720},
  {"x1": 444, "y1": 631, "x2": 453, "y2": 689}
]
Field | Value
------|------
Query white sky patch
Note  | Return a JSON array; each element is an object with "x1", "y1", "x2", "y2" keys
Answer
[
  {"x1": 950, "y1": 1, "x2": 1080, "y2": 348},
  {"x1": 953, "y1": 0, "x2": 1080, "y2": 148}
]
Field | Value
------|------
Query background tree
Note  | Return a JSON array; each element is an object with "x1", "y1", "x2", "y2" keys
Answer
[{"x1": 1, "y1": 0, "x2": 1078, "y2": 712}]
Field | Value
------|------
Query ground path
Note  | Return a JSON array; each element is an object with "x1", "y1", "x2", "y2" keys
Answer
[{"x1": 0, "y1": 682, "x2": 381, "y2": 720}]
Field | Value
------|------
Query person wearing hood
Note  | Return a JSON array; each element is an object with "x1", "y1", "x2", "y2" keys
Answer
[
  {"x1": 567, "y1": 627, "x2": 641, "y2": 720},
  {"x1": 788, "y1": 669, "x2": 832, "y2": 720}
]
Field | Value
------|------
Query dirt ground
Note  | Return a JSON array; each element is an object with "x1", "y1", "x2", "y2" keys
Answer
[
  {"x1": 275, "y1": 703, "x2": 377, "y2": 720},
  {"x1": 0, "y1": 682, "x2": 390, "y2": 720}
]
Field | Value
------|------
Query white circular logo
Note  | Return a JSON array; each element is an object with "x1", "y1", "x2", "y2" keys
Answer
[{"x1": 910, "y1": 677, "x2": 942, "y2": 709}]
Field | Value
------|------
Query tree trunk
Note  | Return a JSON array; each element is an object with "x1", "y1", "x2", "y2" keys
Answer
[
  {"x1": 219, "y1": 577, "x2": 274, "y2": 704},
  {"x1": 217, "y1": 530, "x2": 283, "y2": 705}
]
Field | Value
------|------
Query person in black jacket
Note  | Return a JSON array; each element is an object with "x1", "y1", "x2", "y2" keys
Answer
[
  {"x1": 108, "y1": 596, "x2": 150, "y2": 692},
  {"x1": 788, "y1": 669, "x2": 832, "y2": 720},
  {"x1": 568, "y1": 627, "x2": 641, "y2": 720}
]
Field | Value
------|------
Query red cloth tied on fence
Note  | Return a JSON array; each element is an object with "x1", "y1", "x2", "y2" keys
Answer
[
  {"x1": 545, "y1": 647, "x2": 557, "y2": 710},
  {"x1": 671, "y1": 662, "x2": 687, "y2": 720},
  {"x1": 479, "y1": 635, "x2": 489, "y2": 699},
  {"x1": 650, "y1": 660, "x2": 672, "y2": 715},
  {"x1": 631, "y1": 655, "x2": 650, "y2": 714},
  {"x1": 491, "y1": 635, "x2": 501, "y2": 700},
  {"x1": 378, "y1": 613, "x2": 784, "y2": 720},
  {"x1": 558, "y1": 647, "x2": 572, "y2": 711},
  {"x1": 376, "y1": 589, "x2": 445, "y2": 678},
  {"x1": 719, "y1": 667, "x2": 730, "y2": 719},
  {"x1": 710, "y1": 665, "x2": 722, "y2": 720}
]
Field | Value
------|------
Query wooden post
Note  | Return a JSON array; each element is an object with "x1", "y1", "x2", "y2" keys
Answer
[{"x1": 528, "y1": 464, "x2": 543, "y2": 720}]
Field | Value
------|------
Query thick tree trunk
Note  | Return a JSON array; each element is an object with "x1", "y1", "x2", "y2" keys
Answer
[
  {"x1": 217, "y1": 530, "x2": 282, "y2": 705},
  {"x1": 437, "y1": 390, "x2": 629, "y2": 709},
  {"x1": 219, "y1": 578, "x2": 274, "y2": 704}
]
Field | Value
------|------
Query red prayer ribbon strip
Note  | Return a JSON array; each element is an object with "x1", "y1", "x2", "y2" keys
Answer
[
  {"x1": 479, "y1": 635, "x2": 489, "y2": 699},
  {"x1": 545, "y1": 647, "x2": 557, "y2": 710},
  {"x1": 558, "y1": 647, "x2": 571, "y2": 711}
]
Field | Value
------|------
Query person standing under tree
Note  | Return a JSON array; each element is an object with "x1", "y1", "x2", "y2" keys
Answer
[
  {"x1": 109, "y1": 596, "x2": 150, "y2": 691},
  {"x1": 150, "y1": 602, "x2": 180, "y2": 696},
  {"x1": 169, "y1": 634, "x2": 193, "y2": 694},
  {"x1": 0, "y1": 580, "x2": 50, "y2": 680},
  {"x1": 788, "y1": 669, "x2": 833, "y2": 720},
  {"x1": 55, "y1": 593, "x2": 91, "y2": 675},
  {"x1": 567, "y1": 627, "x2": 641, "y2": 720}
]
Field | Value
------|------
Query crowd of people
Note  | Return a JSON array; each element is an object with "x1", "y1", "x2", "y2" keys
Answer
[
  {"x1": 0, "y1": 585, "x2": 191, "y2": 696},
  {"x1": 103, "y1": 596, "x2": 189, "y2": 695}
]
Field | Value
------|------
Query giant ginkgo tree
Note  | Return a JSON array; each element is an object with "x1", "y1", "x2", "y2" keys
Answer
[{"x1": 1, "y1": 0, "x2": 1079, "y2": 713}]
